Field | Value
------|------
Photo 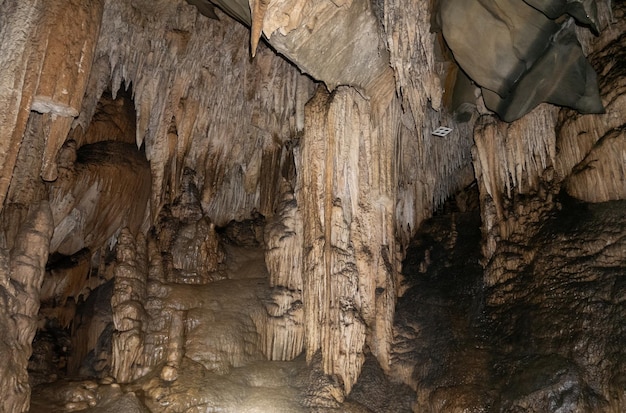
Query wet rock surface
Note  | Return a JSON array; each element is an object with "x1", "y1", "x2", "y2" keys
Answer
[
  {"x1": 393, "y1": 196, "x2": 626, "y2": 412},
  {"x1": 487, "y1": 197, "x2": 626, "y2": 412}
]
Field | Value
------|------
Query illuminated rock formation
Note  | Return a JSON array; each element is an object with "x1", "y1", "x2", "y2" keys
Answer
[{"x1": 0, "y1": 0, "x2": 623, "y2": 412}]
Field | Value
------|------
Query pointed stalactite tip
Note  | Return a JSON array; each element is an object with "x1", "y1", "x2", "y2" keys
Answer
[{"x1": 249, "y1": 0, "x2": 270, "y2": 58}]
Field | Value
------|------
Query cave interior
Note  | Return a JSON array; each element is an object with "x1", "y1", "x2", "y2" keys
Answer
[{"x1": 0, "y1": 0, "x2": 625, "y2": 412}]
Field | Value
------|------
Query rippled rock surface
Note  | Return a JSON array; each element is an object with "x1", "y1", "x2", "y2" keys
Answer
[{"x1": 393, "y1": 195, "x2": 625, "y2": 412}]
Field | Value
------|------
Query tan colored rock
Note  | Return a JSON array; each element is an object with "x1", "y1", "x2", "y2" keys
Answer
[
  {"x1": 160, "y1": 310, "x2": 185, "y2": 382},
  {"x1": 90, "y1": 0, "x2": 309, "y2": 225},
  {"x1": 0, "y1": 1, "x2": 623, "y2": 412},
  {"x1": 384, "y1": 0, "x2": 476, "y2": 246},
  {"x1": 111, "y1": 230, "x2": 148, "y2": 383},
  {"x1": 0, "y1": 202, "x2": 54, "y2": 412},
  {"x1": 48, "y1": 141, "x2": 151, "y2": 256},
  {"x1": 14, "y1": 0, "x2": 103, "y2": 183},
  {"x1": 556, "y1": 9, "x2": 626, "y2": 203},
  {"x1": 564, "y1": 128, "x2": 626, "y2": 202},
  {"x1": 0, "y1": 2, "x2": 46, "y2": 210},
  {"x1": 297, "y1": 86, "x2": 399, "y2": 392},
  {"x1": 254, "y1": 0, "x2": 394, "y2": 99}
]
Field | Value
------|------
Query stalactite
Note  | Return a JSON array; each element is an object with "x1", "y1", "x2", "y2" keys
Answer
[
  {"x1": 69, "y1": 90, "x2": 137, "y2": 147},
  {"x1": 472, "y1": 2, "x2": 624, "y2": 262},
  {"x1": 258, "y1": 287, "x2": 305, "y2": 361},
  {"x1": 40, "y1": 249, "x2": 91, "y2": 320},
  {"x1": 87, "y1": 0, "x2": 310, "y2": 226},
  {"x1": 564, "y1": 128, "x2": 626, "y2": 202},
  {"x1": 66, "y1": 279, "x2": 114, "y2": 378},
  {"x1": 472, "y1": 106, "x2": 560, "y2": 263},
  {"x1": 383, "y1": 0, "x2": 476, "y2": 246}
]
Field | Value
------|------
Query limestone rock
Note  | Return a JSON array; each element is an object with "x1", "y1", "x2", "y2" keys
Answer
[
  {"x1": 297, "y1": 86, "x2": 398, "y2": 392},
  {"x1": 0, "y1": 203, "x2": 54, "y2": 412},
  {"x1": 437, "y1": 0, "x2": 604, "y2": 121},
  {"x1": 0, "y1": 0, "x2": 103, "y2": 206},
  {"x1": 556, "y1": 10, "x2": 626, "y2": 202},
  {"x1": 524, "y1": 0, "x2": 600, "y2": 32},
  {"x1": 48, "y1": 141, "x2": 151, "y2": 256},
  {"x1": 111, "y1": 230, "x2": 148, "y2": 383},
  {"x1": 0, "y1": 0, "x2": 623, "y2": 412}
]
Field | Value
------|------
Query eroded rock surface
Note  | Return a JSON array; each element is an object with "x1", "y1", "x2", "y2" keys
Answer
[
  {"x1": 393, "y1": 195, "x2": 626, "y2": 412},
  {"x1": 29, "y1": 237, "x2": 412, "y2": 413},
  {"x1": 0, "y1": 1, "x2": 622, "y2": 412}
]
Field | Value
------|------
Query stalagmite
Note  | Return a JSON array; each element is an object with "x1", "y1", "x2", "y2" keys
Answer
[
  {"x1": 0, "y1": 0, "x2": 622, "y2": 411},
  {"x1": 160, "y1": 310, "x2": 185, "y2": 382},
  {"x1": 111, "y1": 230, "x2": 148, "y2": 383},
  {"x1": 262, "y1": 178, "x2": 305, "y2": 361},
  {"x1": 0, "y1": 202, "x2": 54, "y2": 412}
]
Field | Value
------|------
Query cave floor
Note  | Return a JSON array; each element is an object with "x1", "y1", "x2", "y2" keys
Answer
[
  {"x1": 27, "y1": 198, "x2": 626, "y2": 412},
  {"x1": 29, "y1": 244, "x2": 412, "y2": 412}
]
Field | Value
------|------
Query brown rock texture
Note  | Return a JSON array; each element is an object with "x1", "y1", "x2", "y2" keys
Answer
[
  {"x1": 0, "y1": 0, "x2": 622, "y2": 412},
  {"x1": 0, "y1": 203, "x2": 54, "y2": 412}
]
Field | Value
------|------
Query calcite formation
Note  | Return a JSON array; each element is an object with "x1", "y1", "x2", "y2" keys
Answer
[{"x1": 0, "y1": 0, "x2": 623, "y2": 412}]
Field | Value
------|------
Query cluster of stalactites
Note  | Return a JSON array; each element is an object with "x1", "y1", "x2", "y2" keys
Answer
[{"x1": 471, "y1": 1, "x2": 625, "y2": 260}]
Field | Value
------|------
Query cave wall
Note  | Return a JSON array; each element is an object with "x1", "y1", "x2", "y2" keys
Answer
[
  {"x1": 0, "y1": 0, "x2": 477, "y2": 404},
  {"x1": 472, "y1": 1, "x2": 625, "y2": 262}
]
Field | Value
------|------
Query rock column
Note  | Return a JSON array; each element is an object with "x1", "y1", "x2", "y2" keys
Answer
[
  {"x1": 0, "y1": 202, "x2": 54, "y2": 412},
  {"x1": 296, "y1": 86, "x2": 399, "y2": 393}
]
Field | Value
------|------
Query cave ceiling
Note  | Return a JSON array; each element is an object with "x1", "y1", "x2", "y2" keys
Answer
[{"x1": 195, "y1": 0, "x2": 605, "y2": 122}]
